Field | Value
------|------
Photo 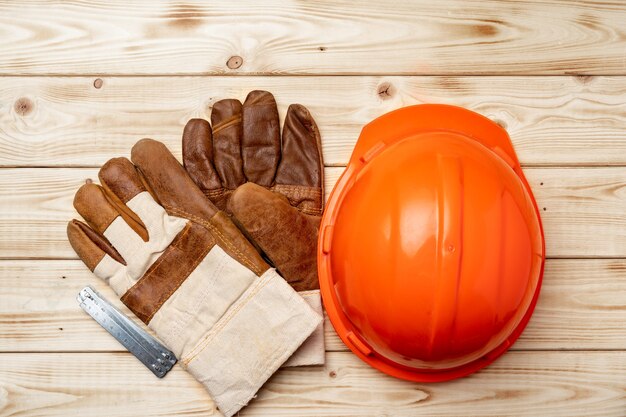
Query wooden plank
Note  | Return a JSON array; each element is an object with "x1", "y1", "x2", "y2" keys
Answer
[
  {"x1": 0, "y1": 1, "x2": 625, "y2": 75},
  {"x1": 0, "y1": 352, "x2": 216, "y2": 417},
  {"x1": 0, "y1": 351, "x2": 623, "y2": 416},
  {"x1": 0, "y1": 167, "x2": 624, "y2": 259},
  {"x1": 1, "y1": 259, "x2": 624, "y2": 352},
  {"x1": 1, "y1": 76, "x2": 626, "y2": 167},
  {"x1": 0, "y1": 260, "x2": 151, "y2": 353}
]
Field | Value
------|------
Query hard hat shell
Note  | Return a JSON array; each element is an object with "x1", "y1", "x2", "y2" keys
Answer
[{"x1": 318, "y1": 104, "x2": 545, "y2": 382}]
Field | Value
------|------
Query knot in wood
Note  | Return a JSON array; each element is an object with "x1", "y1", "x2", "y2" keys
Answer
[
  {"x1": 377, "y1": 82, "x2": 395, "y2": 100},
  {"x1": 227, "y1": 56, "x2": 243, "y2": 69},
  {"x1": 14, "y1": 97, "x2": 33, "y2": 116}
]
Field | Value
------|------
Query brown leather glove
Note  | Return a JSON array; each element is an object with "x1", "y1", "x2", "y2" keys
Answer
[
  {"x1": 67, "y1": 139, "x2": 321, "y2": 416},
  {"x1": 182, "y1": 90, "x2": 324, "y2": 366}
]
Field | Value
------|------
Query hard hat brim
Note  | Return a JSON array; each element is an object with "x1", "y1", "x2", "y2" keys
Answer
[{"x1": 318, "y1": 104, "x2": 546, "y2": 382}]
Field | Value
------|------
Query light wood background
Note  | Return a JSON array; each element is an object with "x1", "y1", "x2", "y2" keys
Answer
[{"x1": 0, "y1": 1, "x2": 625, "y2": 416}]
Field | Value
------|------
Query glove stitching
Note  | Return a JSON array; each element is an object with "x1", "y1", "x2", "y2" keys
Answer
[
  {"x1": 297, "y1": 289, "x2": 321, "y2": 297},
  {"x1": 272, "y1": 186, "x2": 323, "y2": 216},
  {"x1": 204, "y1": 217, "x2": 262, "y2": 275},
  {"x1": 203, "y1": 189, "x2": 225, "y2": 199},
  {"x1": 272, "y1": 186, "x2": 323, "y2": 201},
  {"x1": 272, "y1": 184, "x2": 322, "y2": 194},
  {"x1": 300, "y1": 207, "x2": 323, "y2": 216},
  {"x1": 165, "y1": 206, "x2": 263, "y2": 276},
  {"x1": 276, "y1": 191, "x2": 321, "y2": 200}
]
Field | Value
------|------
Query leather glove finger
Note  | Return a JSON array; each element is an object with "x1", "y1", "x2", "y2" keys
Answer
[
  {"x1": 182, "y1": 118, "x2": 223, "y2": 198},
  {"x1": 67, "y1": 219, "x2": 125, "y2": 271},
  {"x1": 73, "y1": 182, "x2": 127, "y2": 238},
  {"x1": 133, "y1": 138, "x2": 218, "y2": 222},
  {"x1": 275, "y1": 104, "x2": 323, "y2": 189},
  {"x1": 211, "y1": 98, "x2": 246, "y2": 190},
  {"x1": 274, "y1": 103, "x2": 324, "y2": 215},
  {"x1": 241, "y1": 90, "x2": 280, "y2": 186}
]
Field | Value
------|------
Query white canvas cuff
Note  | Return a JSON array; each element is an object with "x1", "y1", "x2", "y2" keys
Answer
[
  {"x1": 148, "y1": 245, "x2": 257, "y2": 356},
  {"x1": 181, "y1": 268, "x2": 322, "y2": 417},
  {"x1": 283, "y1": 289, "x2": 325, "y2": 367}
]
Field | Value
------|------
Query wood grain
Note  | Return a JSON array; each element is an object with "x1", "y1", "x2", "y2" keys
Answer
[
  {"x1": 0, "y1": 351, "x2": 623, "y2": 417},
  {"x1": 0, "y1": 167, "x2": 624, "y2": 259},
  {"x1": 0, "y1": 259, "x2": 624, "y2": 353},
  {"x1": 0, "y1": 352, "x2": 217, "y2": 416},
  {"x1": 0, "y1": 1, "x2": 625, "y2": 75},
  {"x1": 0, "y1": 1, "x2": 624, "y2": 416},
  {"x1": 1, "y1": 76, "x2": 626, "y2": 167}
]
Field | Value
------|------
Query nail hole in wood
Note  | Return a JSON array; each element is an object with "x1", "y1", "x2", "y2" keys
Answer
[
  {"x1": 329, "y1": 371, "x2": 337, "y2": 378},
  {"x1": 93, "y1": 78, "x2": 103, "y2": 89},
  {"x1": 227, "y1": 56, "x2": 243, "y2": 69},
  {"x1": 318, "y1": 46, "x2": 326, "y2": 51}
]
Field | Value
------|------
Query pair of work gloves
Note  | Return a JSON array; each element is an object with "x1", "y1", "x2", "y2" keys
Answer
[{"x1": 67, "y1": 91, "x2": 324, "y2": 417}]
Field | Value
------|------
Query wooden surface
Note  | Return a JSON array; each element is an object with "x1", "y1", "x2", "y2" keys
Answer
[
  {"x1": 1, "y1": 0, "x2": 626, "y2": 75},
  {"x1": 0, "y1": 1, "x2": 624, "y2": 416},
  {"x1": 2, "y1": 76, "x2": 626, "y2": 167}
]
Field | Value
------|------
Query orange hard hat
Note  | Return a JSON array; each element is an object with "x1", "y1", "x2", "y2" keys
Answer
[{"x1": 318, "y1": 104, "x2": 545, "y2": 382}]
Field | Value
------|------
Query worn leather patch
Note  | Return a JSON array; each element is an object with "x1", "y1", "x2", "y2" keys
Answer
[
  {"x1": 120, "y1": 222, "x2": 215, "y2": 323},
  {"x1": 228, "y1": 183, "x2": 320, "y2": 291}
]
